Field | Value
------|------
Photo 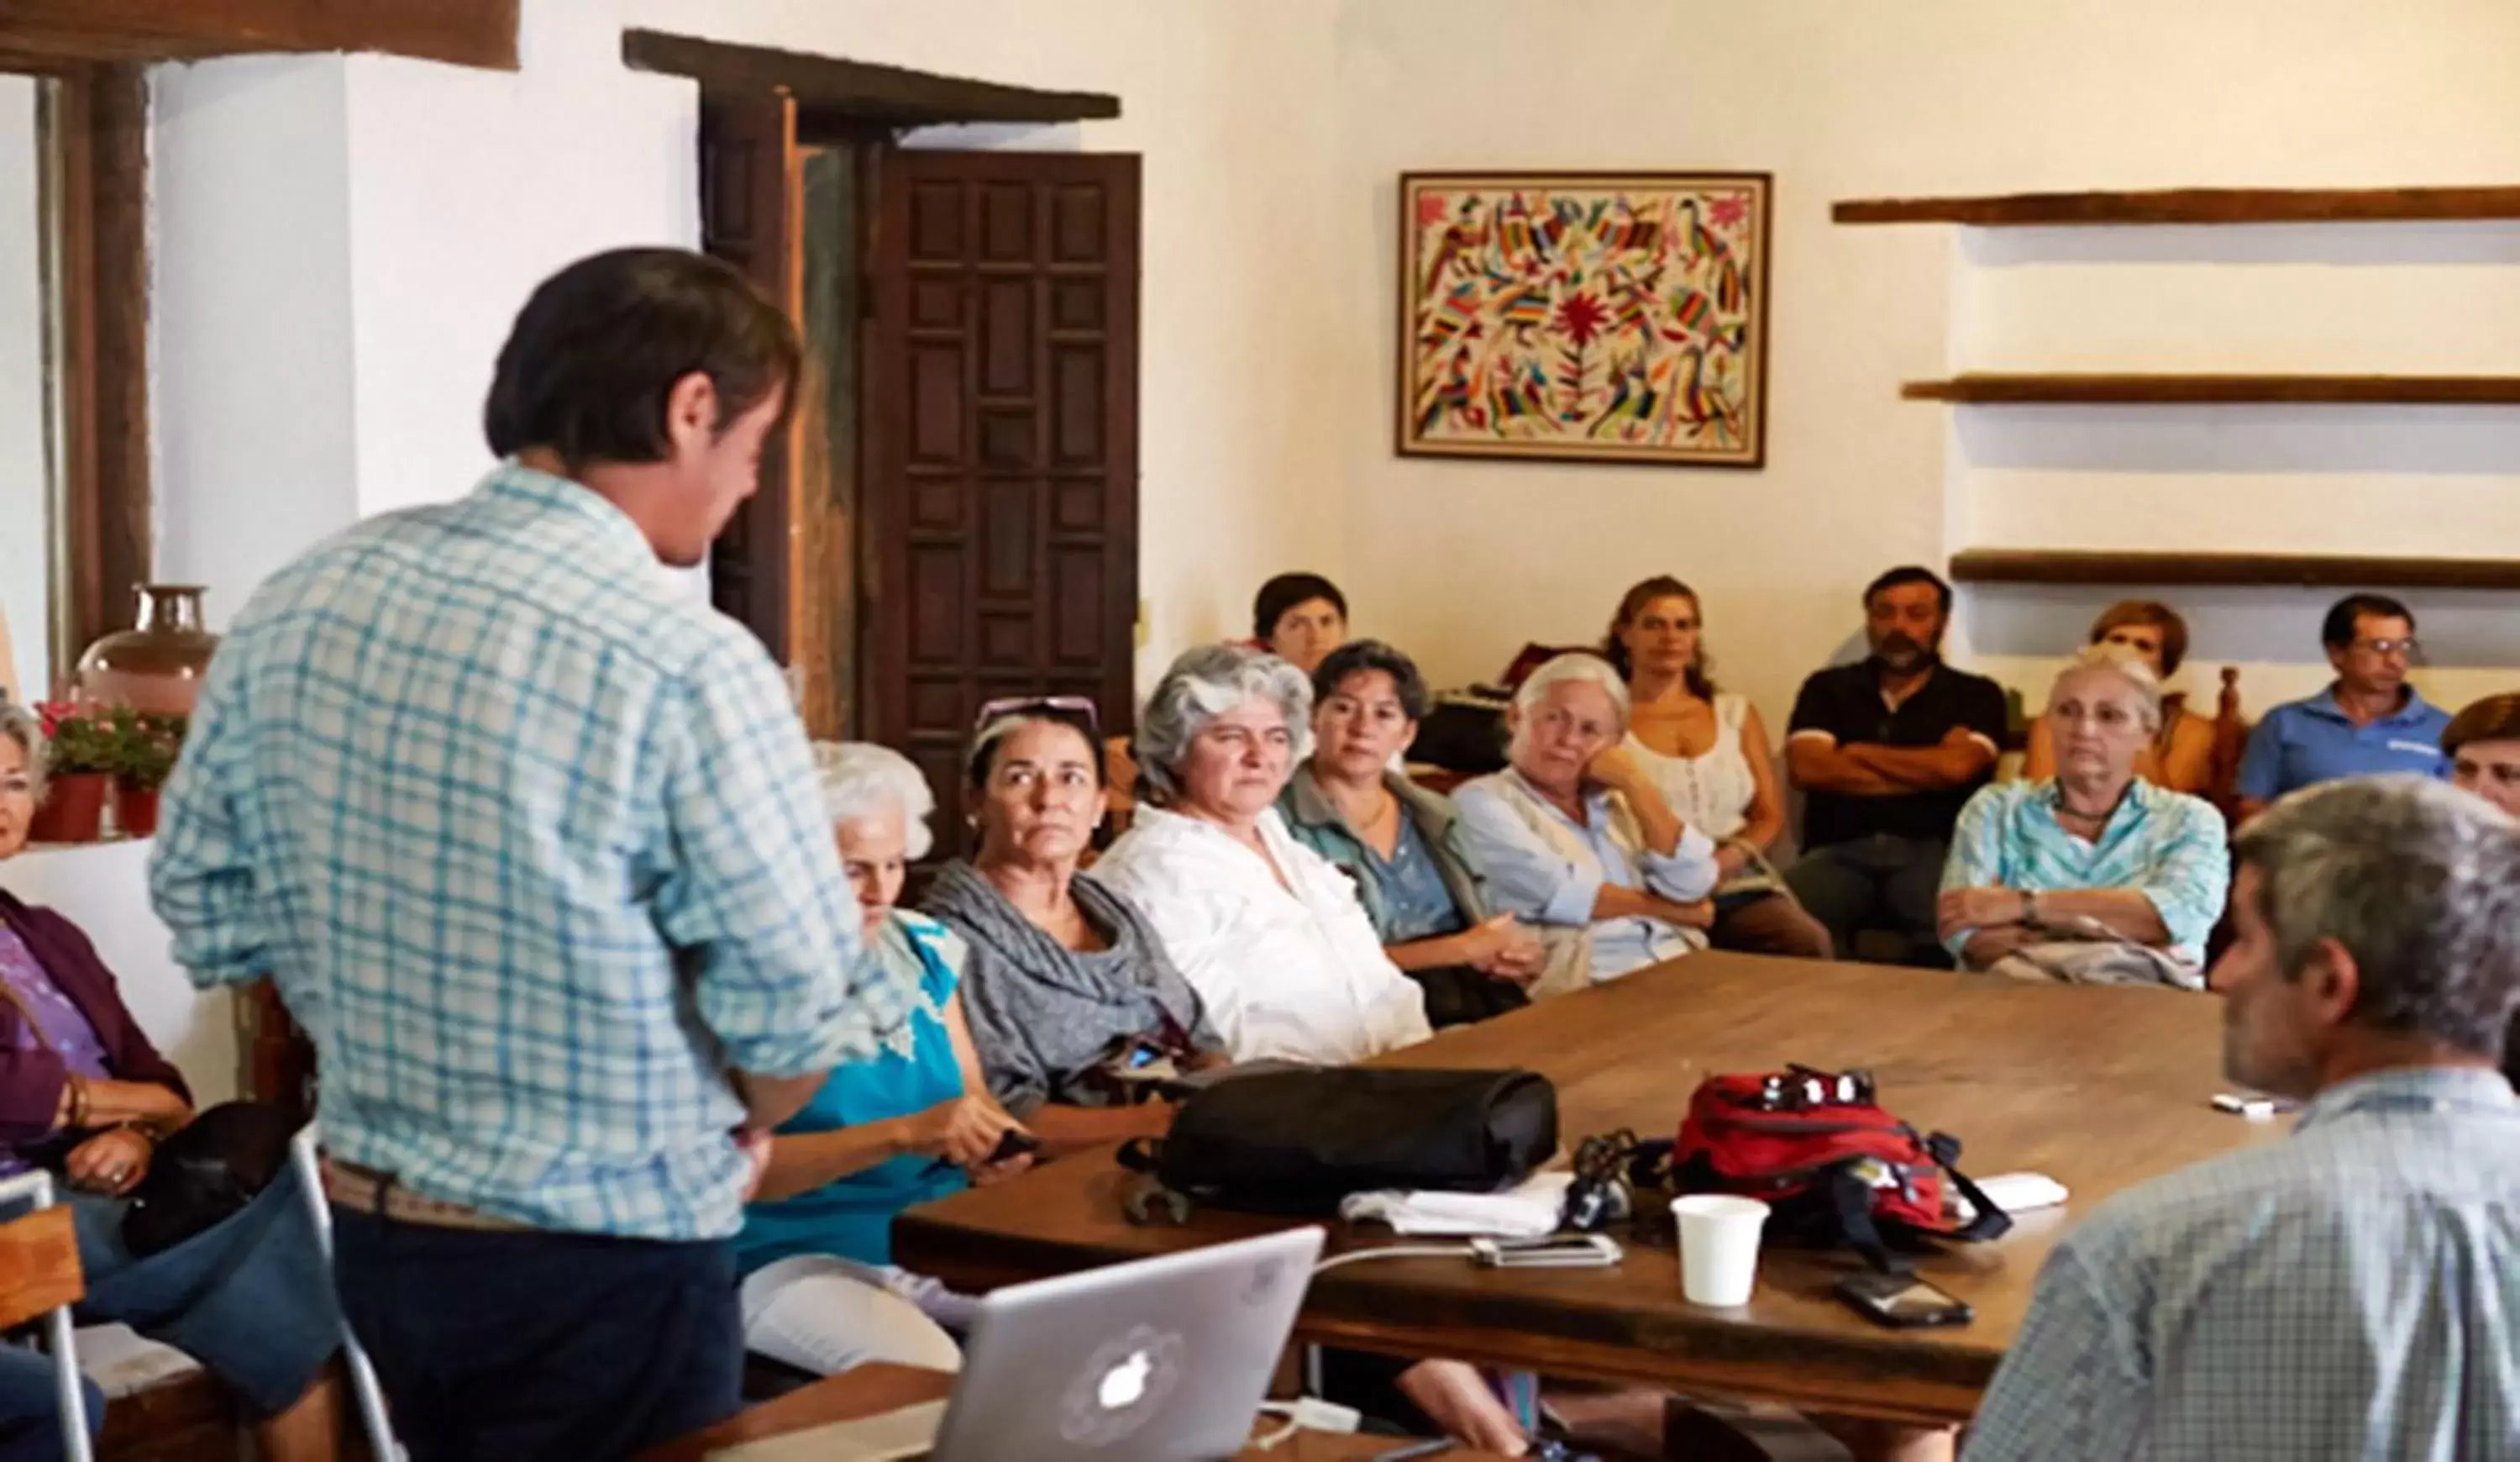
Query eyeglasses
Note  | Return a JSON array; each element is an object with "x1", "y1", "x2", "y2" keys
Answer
[
  {"x1": 972, "y1": 695, "x2": 1103, "y2": 741},
  {"x1": 2349, "y1": 637, "x2": 2423, "y2": 661}
]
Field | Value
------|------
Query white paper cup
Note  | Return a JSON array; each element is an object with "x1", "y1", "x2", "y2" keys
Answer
[{"x1": 1671, "y1": 1194, "x2": 1770, "y2": 1307}]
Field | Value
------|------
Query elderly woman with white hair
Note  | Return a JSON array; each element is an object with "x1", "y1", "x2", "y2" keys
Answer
[
  {"x1": 1936, "y1": 646, "x2": 2231, "y2": 986},
  {"x1": 1452, "y1": 653, "x2": 1725, "y2": 996},
  {"x1": 1093, "y1": 645, "x2": 1431, "y2": 1065},
  {"x1": 734, "y1": 743, "x2": 1033, "y2": 1379}
]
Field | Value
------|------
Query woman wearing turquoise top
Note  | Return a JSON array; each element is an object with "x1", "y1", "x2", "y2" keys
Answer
[{"x1": 736, "y1": 744, "x2": 1034, "y2": 1377}]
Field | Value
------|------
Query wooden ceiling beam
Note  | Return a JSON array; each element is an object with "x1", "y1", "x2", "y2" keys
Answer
[
  {"x1": 625, "y1": 29, "x2": 1120, "y2": 131},
  {"x1": 2, "y1": 0, "x2": 518, "y2": 71}
]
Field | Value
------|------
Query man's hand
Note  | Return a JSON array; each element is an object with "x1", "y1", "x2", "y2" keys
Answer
[{"x1": 735, "y1": 1129, "x2": 774, "y2": 1202}]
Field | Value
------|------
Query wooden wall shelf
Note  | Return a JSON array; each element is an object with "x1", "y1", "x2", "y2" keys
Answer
[
  {"x1": 1903, "y1": 373, "x2": 2520, "y2": 406},
  {"x1": 1834, "y1": 186, "x2": 2520, "y2": 227},
  {"x1": 1950, "y1": 550, "x2": 2520, "y2": 591}
]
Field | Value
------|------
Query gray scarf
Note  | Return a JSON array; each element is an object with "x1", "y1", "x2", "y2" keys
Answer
[{"x1": 921, "y1": 860, "x2": 1221, "y2": 1113}]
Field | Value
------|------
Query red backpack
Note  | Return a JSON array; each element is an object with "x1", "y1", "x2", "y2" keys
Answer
[{"x1": 1661, "y1": 1065, "x2": 2010, "y2": 1272}]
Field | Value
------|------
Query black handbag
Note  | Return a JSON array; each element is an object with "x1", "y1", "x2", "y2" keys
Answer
[
  {"x1": 121, "y1": 1102, "x2": 299, "y2": 1257},
  {"x1": 1117, "y1": 1067, "x2": 1557, "y2": 1216}
]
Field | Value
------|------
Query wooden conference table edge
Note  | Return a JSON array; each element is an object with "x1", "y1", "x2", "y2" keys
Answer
[
  {"x1": 897, "y1": 952, "x2": 2256, "y2": 1428},
  {"x1": 643, "y1": 1362, "x2": 1518, "y2": 1461}
]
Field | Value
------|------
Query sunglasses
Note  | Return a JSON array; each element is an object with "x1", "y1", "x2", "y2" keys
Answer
[
  {"x1": 1752, "y1": 1065, "x2": 1875, "y2": 1112},
  {"x1": 972, "y1": 695, "x2": 1103, "y2": 742}
]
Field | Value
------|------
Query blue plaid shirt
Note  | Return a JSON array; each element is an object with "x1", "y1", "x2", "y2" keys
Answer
[
  {"x1": 1966, "y1": 1065, "x2": 2520, "y2": 1462},
  {"x1": 150, "y1": 465, "x2": 901, "y2": 1241}
]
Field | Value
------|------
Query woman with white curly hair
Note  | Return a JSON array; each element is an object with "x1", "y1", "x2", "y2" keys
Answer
[
  {"x1": 734, "y1": 743, "x2": 1032, "y2": 1379},
  {"x1": 1092, "y1": 644, "x2": 1431, "y2": 1065}
]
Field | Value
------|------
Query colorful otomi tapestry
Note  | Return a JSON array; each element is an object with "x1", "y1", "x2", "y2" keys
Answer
[{"x1": 1398, "y1": 172, "x2": 1772, "y2": 467}]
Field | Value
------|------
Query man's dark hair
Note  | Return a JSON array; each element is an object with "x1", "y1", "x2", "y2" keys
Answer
[
  {"x1": 1862, "y1": 565, "x2": 1951, "y2": 617},
  {"x1": 484, "y1": 248, "x2": 802, "y2": 466},
  {"x1": 1313, "y1": 639, "x2": 1431, "y2": 723},
  {"x1": 2320, "y1": 592, "x2": 2416, "y2": 649},
  {"x1": 1252, "y1": 573, "x2": 1348, "y2": 642}
]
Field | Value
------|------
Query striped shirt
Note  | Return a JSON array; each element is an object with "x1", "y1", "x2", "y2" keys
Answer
[
  {"x1": 150, "y1": 464, "x2": 900, "y2": 1241},
  {"x1": 1940, "y1": 777, "x2": 2229, "y2": 965},
  {"x1": 1966, "y1": 1065, "x2": 2520, "y2": 1462}
]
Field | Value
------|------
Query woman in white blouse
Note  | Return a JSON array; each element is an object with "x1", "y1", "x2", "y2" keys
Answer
[
  {"x1": 1094, "y1": 649, "x2": 1524, "y2": 1453},
  {"x1": 1093, "y1": 644, "x2": 1432, "y2": 1065},
  {"x1": 1603, "y1": 576, "x2": 1831, "y2": 959}
]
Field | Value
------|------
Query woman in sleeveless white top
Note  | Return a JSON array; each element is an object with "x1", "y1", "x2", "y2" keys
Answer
[{"x1": 1609, "y1": 578, "x2": 1834, "y2": 959}]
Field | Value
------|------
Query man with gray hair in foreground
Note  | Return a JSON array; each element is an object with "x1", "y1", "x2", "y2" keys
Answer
[{"x1": 1966, "y1": 776, "x2": 2520, "y2": 1461}]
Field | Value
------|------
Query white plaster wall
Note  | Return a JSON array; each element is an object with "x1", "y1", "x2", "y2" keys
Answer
[
  {"x1": 0, "y1": 841, "x2": 239, "y2": 1106},
  {"x1": 0, "y1": 76, "x2": 49, "y2": 699},
  {"x1": 341, "y1": 2, "x2": 700, "y2": 522},
  {"x1": 1332, "y1": 0, "x2": 2520, "y2": 730},
  {"x1": 150, "y1": 55, "x2": 361, "y2": 624}
]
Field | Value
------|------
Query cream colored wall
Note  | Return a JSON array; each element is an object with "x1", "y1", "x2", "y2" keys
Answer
[{"x1": 1332, "y1": 0, "x2": 2520, "y2": 732}]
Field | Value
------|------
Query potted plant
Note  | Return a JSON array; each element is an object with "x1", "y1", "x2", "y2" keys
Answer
[
  {"x1": 27, "y1": 702, "x2": 115, "y2": 843},
  {"x1": 108, "y1": 708, "x2": 186, "y2": 839}
]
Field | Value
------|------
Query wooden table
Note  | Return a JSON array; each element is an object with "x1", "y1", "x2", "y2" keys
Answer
[
  {"x1": 643, "y1": 1363, "x2": 1512, "y2": 1459},
  {"x1": 897, "y1": 954, "x2": 2284, "y2": 1425}
]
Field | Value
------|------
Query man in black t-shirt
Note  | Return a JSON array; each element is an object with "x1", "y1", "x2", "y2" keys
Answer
[{"x1": 1782, "y1": 566, "x2": 2009, "y2": 966}]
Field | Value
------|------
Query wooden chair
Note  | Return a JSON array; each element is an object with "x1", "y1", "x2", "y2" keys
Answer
[
  {"x1": 0, "y1": 1170, "x2": 94, "y2": 1462},
  {"x1": 2208, "y1": 666, "x2": 2251, "y2": 822}
]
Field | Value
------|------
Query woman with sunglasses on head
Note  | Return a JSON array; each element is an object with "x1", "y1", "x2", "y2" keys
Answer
[{"x1": 922, "y1": 697, "x2": 1229, "y2": 1148}]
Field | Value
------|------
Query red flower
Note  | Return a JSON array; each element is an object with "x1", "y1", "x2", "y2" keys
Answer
[
  {"x1": 1555, "y1": 292, "x2": 1609, "y2": 348},
  {"x1": 1417, "y1": 191, "x2": 1453, "y2": 228},
  {"x1": 1709, "y1": 192, "x2": 1751, "y2": 229}
]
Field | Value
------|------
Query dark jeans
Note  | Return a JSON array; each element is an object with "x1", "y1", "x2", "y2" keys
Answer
[
  {"x1": 332, "y1": 1211, "x2": 742, "y2": 1462},
  {"x1": 0, "y1": 1347, "x2": 102, "y2": 1462},
  {"x1": 1782, "y1": 835, "x2": 1952, "y2": 968}
]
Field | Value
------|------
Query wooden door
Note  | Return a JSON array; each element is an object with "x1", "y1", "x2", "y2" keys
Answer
[
  {"x1": 863, "y1": 150, "x2": 1142, "y2": 826},
  {"x1": 699, "y1": 93, "x2": 805, "y2": 669}
]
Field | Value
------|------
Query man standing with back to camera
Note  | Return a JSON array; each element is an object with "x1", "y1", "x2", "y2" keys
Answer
[{"x1": 151, "y1": 249, "x2": 902, "y2": 1459}]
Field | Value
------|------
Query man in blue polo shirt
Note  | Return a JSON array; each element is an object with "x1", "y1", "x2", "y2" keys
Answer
[{"x1": 2234, "y1": 592, "x2": 2451, "y2": 822}]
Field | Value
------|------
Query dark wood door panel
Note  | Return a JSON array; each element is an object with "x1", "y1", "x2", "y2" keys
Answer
[{"x1": 865, "y1": 150, "x2": 1141, "y2": 834}]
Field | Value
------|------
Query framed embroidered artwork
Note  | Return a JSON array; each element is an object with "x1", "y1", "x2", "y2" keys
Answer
[{"x1": 1396, "y1": 171, "x2": 1772, "y2": 468}]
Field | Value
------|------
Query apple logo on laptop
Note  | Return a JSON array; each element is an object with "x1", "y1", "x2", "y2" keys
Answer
[
  {"x1": 1096, "y1": 1349, "x2": 1152, "y2": 1412},
  {"x1": 1061, "y1": 1324, "x2": 1184, "y2": 1446}
]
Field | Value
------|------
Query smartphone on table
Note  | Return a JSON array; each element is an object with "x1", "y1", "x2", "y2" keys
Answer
[{"x1": 1833, "y1": 1270, "x2": 1974, "y2": 1328}]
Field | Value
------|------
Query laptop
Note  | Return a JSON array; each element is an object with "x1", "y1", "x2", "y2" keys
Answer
[{"x1": 718, "y1": 1227, "x2": 1326, "y2": 1462}]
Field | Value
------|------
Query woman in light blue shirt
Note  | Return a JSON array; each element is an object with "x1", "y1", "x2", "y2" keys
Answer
[
  {"x1": 1937, "y1": 647, "x2": 2229, "y2": 984},
  {"x1": 1453, "y1": 654, "x2": 1723, "y2": 993},
  {"x1": 737, "y1": 744, "x2": 1036, "y2": 1377}
]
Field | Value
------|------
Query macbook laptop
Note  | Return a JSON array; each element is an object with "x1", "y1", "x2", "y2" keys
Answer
[{"x1": 717, "y1": 1226, "x2": 1326, "y2": 1462}]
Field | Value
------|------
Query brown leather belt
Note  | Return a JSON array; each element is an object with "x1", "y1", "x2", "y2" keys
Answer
[{"x1": 321, "y1": 1156, "x2": 536, "y2": 1234}]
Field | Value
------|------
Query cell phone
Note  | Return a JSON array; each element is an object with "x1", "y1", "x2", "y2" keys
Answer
[
  {"x1": 985, "y1": 1129, "x2": 1042, "y2": 1165},
  {"x1": 1467, "y1": 1233, "x2": 1624, "y2": 1269},
  {"x1": 1833, "y1": 1270, "x2": 1974, "y2": 1328}
]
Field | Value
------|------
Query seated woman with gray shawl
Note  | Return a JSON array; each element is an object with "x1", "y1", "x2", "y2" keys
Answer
[
  {"x1": 922, "y1": 699, "x2": 1229, "y2": 1147},
  {"x1": 1936, "y1": 645, "x2": 2230, "y2": 986}
]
